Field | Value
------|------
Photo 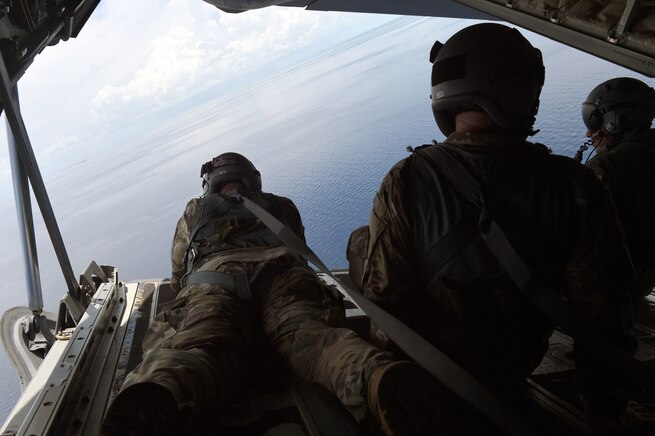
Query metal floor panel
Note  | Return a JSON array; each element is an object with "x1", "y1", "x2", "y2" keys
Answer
[{"x1": 7, "y1": 276, "x2": 652, "y2": 435}]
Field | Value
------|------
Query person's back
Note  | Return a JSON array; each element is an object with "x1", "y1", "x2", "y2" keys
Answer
[
  {"x1": 351, "y1": 22, "x2": 636, "y2": 417},
  {"x1": 580, "y1": 78, "x2": 655, "y2": 298},
  {"x1": 405, "y1": 135, "x2": 631, "y2": 385}
]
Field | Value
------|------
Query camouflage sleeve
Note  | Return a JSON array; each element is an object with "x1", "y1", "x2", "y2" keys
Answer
[
  {"x1": 586, "y1": 150, "x2": 639, "y2": 250},
  {"x1": 563, "y1": 165, "x2": 634, "y2": 341},
  {"x1": 585, "y1": 154, "x2": 607, "y2": 181},
  {"x1": 360, "y1": 157, "x2": 420, "y2": 319},
  {"x1": 564, "y1": 165, "x2": 636, "y2": 405},
  {"x1": 586, "y1": 152, "x2": 634, "y2": 211},
  {"x1": 170, "y1": 199, "x2": 197, "y2": 294},
  {"x1": 276, "y1": 196, "x2": 306, "y2": 242},
  {"x1": 346, "y1": 225, "x2": 370, "y2": 288}
]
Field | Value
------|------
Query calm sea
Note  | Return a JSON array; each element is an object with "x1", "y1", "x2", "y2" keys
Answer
[{"x1": 0, "y1": 16, "x2": 652, "y2": 423}]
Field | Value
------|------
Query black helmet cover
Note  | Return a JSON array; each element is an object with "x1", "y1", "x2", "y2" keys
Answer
[
  {"x1": 201, "y1": 152, "x2": 262, "y2": 194},
  {"x1": 581, "y1": 77, "x2": 655, "y2": 137},
  {"x1": 430, "y1": 23, "x2": 545, "y2": 136}
]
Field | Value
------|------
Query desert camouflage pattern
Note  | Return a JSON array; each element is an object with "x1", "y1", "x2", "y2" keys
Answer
[
  {"x1": 351, "y1": 131, "x2": 635, "y2": 385},
  {"x1": 113, "y1": 192, "x2": 392, "y2": 426}
]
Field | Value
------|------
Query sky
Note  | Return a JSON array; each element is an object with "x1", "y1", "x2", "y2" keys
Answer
[{"x1": 0, "y1": 0, "x2": 393, "y2": 200}]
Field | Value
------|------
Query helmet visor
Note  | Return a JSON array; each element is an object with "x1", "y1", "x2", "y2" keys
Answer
[{"x1": 581, "y1": 102, "x2": 601, "y2": 132}]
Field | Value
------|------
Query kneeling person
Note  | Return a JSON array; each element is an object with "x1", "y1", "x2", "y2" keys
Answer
[{"x1": 351, "y1": 23, "x2": 639, "y2": 428}]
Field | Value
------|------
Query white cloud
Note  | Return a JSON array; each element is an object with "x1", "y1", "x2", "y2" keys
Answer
[
  {"x1": 43, "y1": 135, "x2": 82, "y2": 156},
  {"x1": 90, "y1": 6, "x2": 375, "y2": 114},
  {"x1": 93, "y1": 26, "x2": 203, "y2": 107},
  {"x1": 8, "y1": 0, "x2": 389, "y2": 166}
]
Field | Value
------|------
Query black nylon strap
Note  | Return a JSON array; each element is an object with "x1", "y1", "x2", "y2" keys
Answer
[
  {"x1": 233, "y1": 193, "x2": 536, "y2": 436},
  {"x1": 181, "y1": 197, "x2": 237, "y2": 278},
  {"x1": 427, "y1": 144, "x2": 655, "y2": 394},
  {"x1": 413, "y1": 148, "x2": 486, "y2": 291},
  {"x1": 422, "y1": 218, "x2": 479, "y2": 290}
]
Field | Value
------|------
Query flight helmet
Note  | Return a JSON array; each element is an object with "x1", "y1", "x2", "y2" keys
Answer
[
  {"x1": 430, "y1": 23, "x2": 545, "y2": 136},
  {"x1": 581, "y1": 77, "x2": 655, "y2": 137},
  {"x1": 201, "y1": 152, "x2": 262, "y2": 194}
]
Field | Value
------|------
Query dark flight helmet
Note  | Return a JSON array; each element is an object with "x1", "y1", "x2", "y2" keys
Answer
[
  {"x1": 581, "y1": 77, "x2": 655, "y2": 137},
  {"x1": 430, "y1": 23, "x2": 545, "y2": 136},
  {"x1": 201, "y1": 152, "x2": 262, "y2": 194}
]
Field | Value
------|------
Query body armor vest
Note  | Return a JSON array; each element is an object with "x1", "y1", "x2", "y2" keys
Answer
[
  {"x1": 406, "y1": 142, "x2": 554, "y2": 381},
  {"x1": 184, "y1": 192, "x2": 288, "y2": 275},
  {"x1": 408, "y1": 142, "x2": 553, "y2": 291},
  {"x1": 590, "y1": 130, "x2": 655, "y2": 297},
  {"x1": 408, "y1": 144, "x2": 489, "y2": 292}
]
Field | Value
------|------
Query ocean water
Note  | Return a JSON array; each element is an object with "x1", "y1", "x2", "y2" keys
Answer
[{"x1": 0, "y1": 15, "x2": 653, "y2": 424}]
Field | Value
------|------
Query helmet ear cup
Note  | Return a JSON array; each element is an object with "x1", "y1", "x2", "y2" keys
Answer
[
  {"x1": 603, "y1": 109, "x2": 617, "y2": 134},
  {"x1": 605, "y1": 121, "x2": 616, "y2": 134}
]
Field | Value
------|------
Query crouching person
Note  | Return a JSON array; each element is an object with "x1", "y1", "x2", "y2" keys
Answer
[{"x1": 350, "y1": 23, "x2": 653, "y2": 433}]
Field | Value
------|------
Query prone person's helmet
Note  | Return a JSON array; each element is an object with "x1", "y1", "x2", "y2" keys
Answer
[
  {"x1": 581, "y1": 77, "x2": 655, "y2": 137},
  {"x1": 201, "y1": 152, "x2": 262, "y2": 194},
  {"x1": 430, "y1": 23, "x2": 545, "y2": 136}
]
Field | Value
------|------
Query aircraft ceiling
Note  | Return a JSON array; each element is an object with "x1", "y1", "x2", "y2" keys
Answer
[
  {"x1": 207, "y1": 0, "x2": 655, "y2": 77},
  {"x1": 0, "y1": 0, "x2": 101, "y2": 85}
]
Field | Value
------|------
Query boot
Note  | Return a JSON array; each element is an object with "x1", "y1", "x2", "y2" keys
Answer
[
  {"x1": 368, "y1": 361, "x2": 507, "y2": 436},
  {"x1": 100, "y1": 382, "x2": 189, "y2": 436},
  {"x1": 368, "y1": 361, "x2": 462, "y2": 436}
]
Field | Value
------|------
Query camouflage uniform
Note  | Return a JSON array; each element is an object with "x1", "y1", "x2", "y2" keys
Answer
[
  {"x1": 350, "y1": 132, "x2": 635, "y2": 390},
  {"x1": 115, "y1": 192, "x2": 393, "y2": 426},
  {"x1": 587, "y1": 129, "x2": 655, "y2": 298}
]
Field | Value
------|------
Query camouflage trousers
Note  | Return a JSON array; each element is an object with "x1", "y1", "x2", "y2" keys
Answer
[{"x1": 116, "y1": 266, "x2": 393, "y2": 424}]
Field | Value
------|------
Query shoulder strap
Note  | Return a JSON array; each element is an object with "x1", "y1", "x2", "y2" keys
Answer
[
  {"x1": 232, "y1": 192, "x2": 536, "y2": 436},
  {"x1": 411, "y1": 148, "x2": 481, "y2": 289},
  {"x1": 424, "y1": 144, "x2": 655, "y2": 394},
  {"x1": 188, "y1": 195, "x2": 239, "y2": 244},
  {"x1": 177, "y1": 196, "x2": 239, "y2": 280}
]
